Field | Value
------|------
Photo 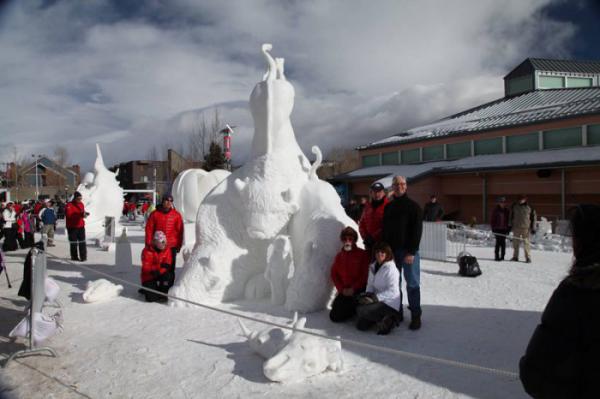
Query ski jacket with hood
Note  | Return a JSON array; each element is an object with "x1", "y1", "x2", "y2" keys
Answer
[
  {"x1": 145, "y1": 207, "x2": 184, "y2": 250},
  {"x1": 330, "y1": 246, "x2": 370, "y2": 293}
]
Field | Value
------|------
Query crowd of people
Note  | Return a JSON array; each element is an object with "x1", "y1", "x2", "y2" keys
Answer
[{"x1": 1, "y1": 198, "x2": 60, "y2": 252}]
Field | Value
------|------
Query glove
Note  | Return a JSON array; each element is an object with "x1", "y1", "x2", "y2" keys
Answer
[{"x1": 357, "y1": 292, "x2": 378, "y2": 305}]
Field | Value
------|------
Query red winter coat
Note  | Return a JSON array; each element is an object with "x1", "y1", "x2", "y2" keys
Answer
[
  {"x1": 145, "y1": 207, "x2": 184, "y2": 250},
  {"x1": 359, "y1": 197, "x2": 389, "y2": 243},
  {"x1": 141, "y1": 245, "x2": 173, "y2": 284},
  {"x1": 141, "y1": 203, "x2": 149, "y2": 214},
  {"x1": 65, "y1": 201, "x2": 86, "y2": 229},
  {"x1": 330, "y1": 246, "x2": 370, "y2": 293}
]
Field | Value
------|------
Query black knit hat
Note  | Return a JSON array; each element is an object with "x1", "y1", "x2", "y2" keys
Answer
[{"x1": 73, "y1": 191, "x2": 82, "y2": 199}]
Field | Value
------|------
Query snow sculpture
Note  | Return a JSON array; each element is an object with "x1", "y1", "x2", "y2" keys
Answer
[
  {"x1": 82, "y1": 279, "x2": 123, "y2": 303},
  {"x1": 9, "y1": 311, "x2": 63, "y2": 345},
  {"x1": 239, "y1": 313, "x2": 343, "y2": 383},
  {"x1": 77, "y1": 144, "x2": 124, "y2": 237},
  {"x1": 170, "y1": 44, "x2": 358, "y2": 312},
  {"x1": 265, "y1": 235, "x2": 293, "y2": 306},
  {"x1": 172, "y1": 169, "x2": 231, "y2": 223},
  {"x1": 263, "y1": 326, "x2": 343, "y2": 383}
]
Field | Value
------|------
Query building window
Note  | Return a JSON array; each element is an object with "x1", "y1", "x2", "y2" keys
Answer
[
  {"x1": 506, "y1": 133, "x2": 539, "y2": 153},
  {"x1": 401, "y1": 148, "x2": 420, "y2": 164},
  {"x1": 567, "y1": 77, "x2": 593, "y2": 88},
  {"x1": 362, "y1": 154, "x2": 380, "y2": 167},
  {"x1": 543, "y1": 127, "x2": 582, "y2": 149},
  {"x1": 446, "y1": 142, "x2": 471, "y2": 159},
  {"x1": 382, "y1": 151, "x2": 399, "y2": 165},
  {"x1": 422, "y1": 145, "x2": 444, "y2": 162},
  {"x1": 588, "y1": 124, "x2": 600, "y2": 146},
  {"x1": 507, "y1": 75, "x2": 533, "y2": 96},
  {"x1": 474, "y1": 137, "x2": 502, "y2": 155},
  {"x1": 539, "y1": 75, "x2": 565, "y2": 89}
]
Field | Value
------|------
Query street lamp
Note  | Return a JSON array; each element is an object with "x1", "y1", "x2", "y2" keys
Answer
[{"x1": 31, "y1": 154, "x2": 42, "y2": 200}]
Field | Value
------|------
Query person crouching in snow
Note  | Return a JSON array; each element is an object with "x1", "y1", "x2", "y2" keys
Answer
[
  {"x1": 140, "y1": 231, "x2": 172, "y2": 303},
  {"x1": 356, "y1": 242, "x2": 402, "y2": 335},
  {"x1": 329, "y1": 226, "x2": 370, "y2": 322}
]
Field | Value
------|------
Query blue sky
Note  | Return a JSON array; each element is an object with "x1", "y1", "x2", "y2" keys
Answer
[{"x1": 0, "y1": 0, "x2": 597, "y2": 172}]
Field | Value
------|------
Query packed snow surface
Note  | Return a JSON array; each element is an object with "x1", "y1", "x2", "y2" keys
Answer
[{"x1": 0, "y1": 221, "x2": 573, "y2": 398}]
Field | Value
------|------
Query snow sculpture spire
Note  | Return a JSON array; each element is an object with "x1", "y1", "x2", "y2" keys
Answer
[{"x1": 94, "y1": 143, "x2": 105, "y2": 171}]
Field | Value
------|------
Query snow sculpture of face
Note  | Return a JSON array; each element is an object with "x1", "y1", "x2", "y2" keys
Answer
[
  {"x1": 263, "y1": 317, "x2": 343, "y2": 383},
  {"x1": 234, "y1": 176, "x2": 298, "y2": 240}
]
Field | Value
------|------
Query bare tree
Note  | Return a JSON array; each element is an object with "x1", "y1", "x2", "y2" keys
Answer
[
  {"x1": 53, "y1": 145, "x2": 69, "y2": 167},
  {"x1": 187, "y1": 109, "x2": 222, "y2": 162}
]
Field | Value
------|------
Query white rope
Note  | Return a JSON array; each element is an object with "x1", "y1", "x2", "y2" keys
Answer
[{"x1": 45, "y1": 252, "x2": 519, "y2": 380}]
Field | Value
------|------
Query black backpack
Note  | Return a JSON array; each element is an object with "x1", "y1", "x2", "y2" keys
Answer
[{"x1": 457, "y1": 252, "x2": 482, "y2": 277}]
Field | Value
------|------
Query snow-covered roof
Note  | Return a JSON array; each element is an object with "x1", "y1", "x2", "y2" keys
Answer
[
  {"x1": 333, "y1": 146, "x2": 600, "y2": 186},
  {"x1": 360, "y1": 87, "x2": 600, "y2": 150}
]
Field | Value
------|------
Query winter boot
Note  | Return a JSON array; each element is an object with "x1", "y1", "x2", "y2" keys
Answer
[
  {"x1": 376, "y1": 315, "x2": 397, "y2": 335},
  {"x1": 409, "y1": 315, "x2": 422, "y2": 331},
  {"x1": 525, "y1": 257, "x2": 532, "y2": 263}
]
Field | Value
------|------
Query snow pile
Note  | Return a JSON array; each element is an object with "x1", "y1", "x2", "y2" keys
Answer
[
  {"x1": 82, "y1": 279, "x2": 123, "y2": 303},
  {"x1": 77, "y1": 144, "x2": 124, "y2": 238},
  {"x1": 170, "y1": 44, "x2": 357, "y2": 312},
  {"x1": 9, "y1": 311, "x2": 63, "y2": 345}
]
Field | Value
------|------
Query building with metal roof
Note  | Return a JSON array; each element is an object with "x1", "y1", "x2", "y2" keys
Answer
[{"x1": 333, "y1": 58, "x2": 600, "y2": 224}]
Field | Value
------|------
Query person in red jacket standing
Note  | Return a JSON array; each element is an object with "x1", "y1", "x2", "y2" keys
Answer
[
  {"x1": 359, "y1": 182, "x2": 389, "y2": 256},
  {"x1": 65, "y1": 191, "x2": 88, "y2": 261},
  {"x1": 330, "y1": 226, "x2": 370, "y2": 322},
  {"x1": 145, "y1": 194, "x2": 183, "y2": 287},
  {"x1": 140, "y1": 230, "x2": 173, "y2": 302}
]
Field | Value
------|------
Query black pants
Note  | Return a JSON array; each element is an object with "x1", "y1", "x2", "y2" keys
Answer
[
  {"x1": 356, "y1": 302, "x2": 401, "y2": 330},
  {"x1": 68, "y1": 227, "x2": 87, "y2": 261},
  {"x1": 330, "y1": 294, "x2": 359, "y2": 322},
  {"x1": 2, "y1": 227, "x2": 18, "y2": 252},
  {"x1": 494, "y1": 232, "x2": 507, "y2": 260},
  {"x1": 21, "y1": 232, "x2": 34, "y2": 249},
  {"x1": 141, "y1": 280, "x2": 169, "y2": 302},
  {"x1": 169, "y1": 247, "x2": 178, "y2": 288}
]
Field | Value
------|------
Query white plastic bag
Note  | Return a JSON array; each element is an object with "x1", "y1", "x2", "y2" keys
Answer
[
  {"x1": 45, "y1": 277, "x2": 60, "y2": 302},
  {"x1": 9, "y1": 311, "x2": 62, "y2": 345}
]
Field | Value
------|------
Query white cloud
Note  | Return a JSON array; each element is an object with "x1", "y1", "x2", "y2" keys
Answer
[{"x1": 0, "y1": 0, "x2": 576, "y2": 171}]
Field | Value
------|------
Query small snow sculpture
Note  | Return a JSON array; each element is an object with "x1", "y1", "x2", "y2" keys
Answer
[
  {"x1": 170, "y1": 44, "x2": 358, "y2": 312},
  {"x1": 237, "y1": 312, "x2": 298, "y2": 359},
  {"x1": 172, "y1": 169, "x2": 231, "y2": 223},
  {"x1": 45, "y1": 277, "x2": 60, "y2": 303},
  {"x1": 82, "y1": 279, "x2": 123, "y2": 303},
  {"x1": 9, "y1": 311, "x2": 63, "y2": 345},
  {"x1": 77, "y1": 144, "x2": 124, "y2": 237},
  {"x1": 262, "y1": 315, "x2": 343, "y2": 383}
]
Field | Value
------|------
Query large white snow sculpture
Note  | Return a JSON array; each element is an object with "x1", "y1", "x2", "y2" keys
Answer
[
  {"x1": 170, "y1": 44, "x2": 358, "y2": 312},
  {"x1": 172, "y1": 168, "x2": 231, "y2": 223},
  {"x1": 77, "y1": 144, "x2": 124, "y2": 237}
]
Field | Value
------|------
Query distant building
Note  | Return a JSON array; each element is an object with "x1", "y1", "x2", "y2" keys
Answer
[
  {"x1": 332, "y1": 58, "x2": 600, "y2": 224},
  {"x1": 5, "y1": 157, "x2": 80, "y2": 201}
]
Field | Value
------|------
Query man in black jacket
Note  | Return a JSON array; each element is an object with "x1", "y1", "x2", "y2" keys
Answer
[{"x1": 383, "y1": 175, "x2": 423, "y2": 330}]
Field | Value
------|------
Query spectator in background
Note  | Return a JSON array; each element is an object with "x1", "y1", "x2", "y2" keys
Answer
[
  {"x1": 491, "y1": 197, "x2": 510, "y2": 261},
  {"x1": 145, "y1": 194, "x2": 183, "y2": 288},
  {"x1": 2, "y1": 202, "x2": 18, "y2": 252},
  {"x1": 423, "y1": 195, "x2": 444, "y2": 222},
  {"x1": 359, "y1": 182, "x2": 389, "y2": 256},
  {"x1": 330, "y1": 226, "x2": 370, "y2": 322},
  {"x1": 345, "y1": 198, "x2": 362, "y2": 223},
  {"x1": 520, "y1": 204, "x2": 600, "y2": 397},
  {"x1": 39, "y1": 200, "x2": 57, "y2": 247},
  {"x1": 383, "y1": 175, "x2": 423, "y2": 330},
  {"x1": 510, "y1": 194, "x2": 537, "y2": 263},
  {"x1": 19, "y1": 207, "x2": 35, "y2": 249},
  {"x1": 65, "y1": 191, "x2": 88, "y2": 261}
]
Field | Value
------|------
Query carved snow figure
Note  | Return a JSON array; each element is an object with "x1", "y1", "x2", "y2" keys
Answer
[
  {"x1": 237, "y1": 312, "x2": 298, "y2": 359},
  {"x1": 170, "y1": 44, "x2": 358, "y2": 312},
  {"x1": 265, "y1": 235, "x2": 293, "y2": 306},
  {"x1": 76, "y1": 144, "x2": 124, "y2": 237},
  {"x1": 82, "y1": 279, "x2": 124, "y2": 303},
  {"x1": 262, "y1": 316, "x2": 343, "y2": 383},
  {"x1": 172, "y1": 169, "x2": 231, "y2": 223}
]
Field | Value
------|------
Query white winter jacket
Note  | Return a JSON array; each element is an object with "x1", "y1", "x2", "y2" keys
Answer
[
  {"x1": 2, "y1": 209, "x2": 16, "y2": 228},
  {"x1": 366, "y1": 260, "x2": 400, "y2": 311}
]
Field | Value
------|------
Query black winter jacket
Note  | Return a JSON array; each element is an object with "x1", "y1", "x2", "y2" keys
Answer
[
  {"x1": 519, "y1": 263, "x2": 600, "y2": 398},
  {"x1": 382, "y1": 194, "x2": 423, "y2": 255}
]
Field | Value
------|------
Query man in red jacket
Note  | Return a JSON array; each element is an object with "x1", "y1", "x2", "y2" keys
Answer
[
  {"x1": 140, "y1": 230, "x2": 172, "y2": 302},
  {"x1": 65, "y1": 191, "x2": 88, "y2": 261},
  {"x1": 145, "y1": 194, "x2": 183, "y2": 287},
  {"x1": 359, "y1": 182, "x2": 389, "y2": 256},
  {"x1": 330, "y1": 226, "x2": 370, "y2": 322}
]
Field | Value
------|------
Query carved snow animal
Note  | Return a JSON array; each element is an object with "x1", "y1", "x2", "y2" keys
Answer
[
  {"x1": 169, "y1": 44, "x2": 310, "y2": 305},
  {"x1": 237, "y1": 312, "x2": 298, "y2": 359},
  {"x1": 77, "y1": 144, "x2": 124, "y2": 237},
  {"x1": 172, "y1": 168, "x2": 230, "y2": 223},
  {"x1": 262, "y1": 316, "x2": 343, "y2": 383}
]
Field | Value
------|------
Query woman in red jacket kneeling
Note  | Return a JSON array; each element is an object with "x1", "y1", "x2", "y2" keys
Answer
[
  {"x1": 140, "y1": 231, "x2": 173, "y2": 303},
  {"x1": 330, "y1": 226, "x2": 370, "y2": 322}
]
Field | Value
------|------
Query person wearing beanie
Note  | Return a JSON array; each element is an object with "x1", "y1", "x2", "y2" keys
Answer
[
  {"x1": 1, "y1": 202, "x2": 18, "y2": 252},
  {"x1": 491, "y1": 197, "x2": 510, "y2": 261},
  {"x1": 140, "y1": 230, "x2": 173, "y2": 302},
  {"x1": 329, "y1": 226, "x2": 370, "y2": 323},
  {"x1": 510, "y1": 194, "x2": 537, "y2": 263},
  {"x1": 359, "y1": 181, "x2": 389, "y2": 256},
  {"x1": 144, "y1": 194, "x2": 183, "y2": 288},
  {"x1": 65, "y1": 191, "x2": 89, "y2": 261}
]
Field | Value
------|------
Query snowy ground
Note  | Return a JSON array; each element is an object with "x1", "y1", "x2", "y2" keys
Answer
[{"x1": 0, "y1": 220, "x2": 571, "y2": 399}]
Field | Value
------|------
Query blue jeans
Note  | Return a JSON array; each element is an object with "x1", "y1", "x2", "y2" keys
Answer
[{"x1": 394, "y1": 249, "x2": 421, "y2": 317}]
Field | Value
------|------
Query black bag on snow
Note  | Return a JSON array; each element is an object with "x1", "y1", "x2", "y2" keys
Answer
[{"x1": 457, "y1": 252, "x2": 482, "y2": 277}]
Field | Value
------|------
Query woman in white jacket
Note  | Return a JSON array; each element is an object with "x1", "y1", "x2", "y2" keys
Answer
[
  {"x1": 356, "y1": 242, "x2": 402, "y2": 335},
  {"x1": 2, "y1": 202, "x2": 19, "y2": 252}
]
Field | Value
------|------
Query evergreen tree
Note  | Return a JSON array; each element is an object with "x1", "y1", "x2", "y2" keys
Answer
[{"x1": 204, "y1": 141, "x2": 226, "y2": 171}]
